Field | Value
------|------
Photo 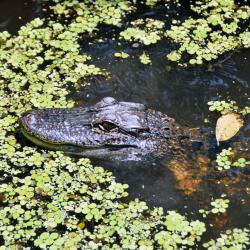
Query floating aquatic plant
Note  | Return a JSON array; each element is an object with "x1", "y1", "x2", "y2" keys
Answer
[
  {"x1": 155, "y1": 211, "x2": 206, "y2": 248},
  {"x1": 114, "y1": 51, "x2": 130, "y2": 58},
  {"x1": 203, "y1": 228, "x2": 250, "y2": 249},
  {"x1": 0, "y1": 0, "x2": 249, "y2": 248},
  {"x1": 53, "y1": 0, "x2": 250, "y2": 68},
  {"x1": 215, "y1": 148, "x2": 250, "y2": 171},
  {"x1": 210, "y1": 198, "x2": 229, "y2": 214},
  {"x1": 139, "y1": 52, "x2": 152, "y2": 64},
  {"x1": 51, "y1": 0, "x2": 136, "y2": 32},
  {"x1": 0, "y1": 18, "x2": 105, "y2": 111},
  {"x1": 120, "y1": 18, "x2": 165, "y2": 45},
  {"x1": 199, "y1": 195, "x2": 230, "y2": 217},
  {"x1": 0, "y1": 16, "x2": 106, "y2": 181},
  {"x1": 0, "y1": 154, "x2": 207, "y2": 248},
  {"x1": 166, "y1": 0, "x2": 250, "y2": 66},
  {"x1": 208, "y1": 100, "x2": 239, "y2": 114},
  {"x1": 0, "y1": 1, "x2": 209, "y2": 249},
  {"x1": 208, "y1": 100, "x2": 249, "y2": 116}
]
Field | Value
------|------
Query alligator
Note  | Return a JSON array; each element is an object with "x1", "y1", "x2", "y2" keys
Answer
[{"x1": 19, "y1": 97, "x2": 199, "y2": 160}]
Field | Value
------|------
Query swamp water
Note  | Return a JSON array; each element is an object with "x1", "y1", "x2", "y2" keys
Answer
[
  {"x1": 74, "y1": 2, "x2": 250, "y2": 237},
  {"x1": 0, "y1": 0, "x2": 249, "y2": 246}
]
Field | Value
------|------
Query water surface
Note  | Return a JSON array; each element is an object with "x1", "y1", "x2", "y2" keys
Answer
[
  {"x1": 1, "y1": 0, "x2": 250, "y2": 243},
  {"x1": 78, "y1": 5, "x2": 250, "y2": 239}
]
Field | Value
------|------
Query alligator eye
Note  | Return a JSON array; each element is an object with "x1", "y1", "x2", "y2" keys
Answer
[
  {"x1": 99, "y1": 121, "x2": 117, "y2": 131},
  {"x1": 128, "y1": 128, "x2": 140, "y2": 136}
]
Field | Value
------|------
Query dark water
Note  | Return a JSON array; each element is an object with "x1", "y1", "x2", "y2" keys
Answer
[
  {"x1": 1, "y1": 0, "x2": 250, "y2": 243},
  {"x1": 0, "y1": 0, "x2": 46, "y2": 34},
  {"x1": 78, "y1": 5, "x2": 250, "y2": 234},
  {"x1": 81, "y1": 37, "x2": 250, "y2": 239}
]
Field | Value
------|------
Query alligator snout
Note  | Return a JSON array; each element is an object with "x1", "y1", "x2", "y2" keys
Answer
[{"x1": 19, "y1": 110, "x2": 42, "y2": 133}]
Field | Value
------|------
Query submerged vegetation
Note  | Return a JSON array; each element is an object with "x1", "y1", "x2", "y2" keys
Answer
[{"x1": 0, "y1": 0, "x2": 249, "y2": 249}]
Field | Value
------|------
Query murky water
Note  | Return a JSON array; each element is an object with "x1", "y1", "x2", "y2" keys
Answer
[
  {"x1": 78, "y1": 4, "x2": 250, "y2": 229},
  {"x1": 0, "y1": 0, "x2": 46, "y2": 34},
  {"x1": 1, "y1": 0, "x2": 250, "y2": 243},
  {"x1": 81, "y1": 35, "x2": 250, "y2": 238}
]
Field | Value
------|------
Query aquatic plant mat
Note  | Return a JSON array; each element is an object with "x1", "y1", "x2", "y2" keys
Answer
[{"x1": 0, "y1": 0, "x2": 249, "y2": 249}]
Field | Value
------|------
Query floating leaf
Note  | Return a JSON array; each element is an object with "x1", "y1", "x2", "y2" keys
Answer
[{"x1": 215, "y1": 113, "x2": 244, "y2": 145}]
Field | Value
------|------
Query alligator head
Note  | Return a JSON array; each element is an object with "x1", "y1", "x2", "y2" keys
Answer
[{"x1": 19, "y1": 97, "x2": 184, "y2": 160}]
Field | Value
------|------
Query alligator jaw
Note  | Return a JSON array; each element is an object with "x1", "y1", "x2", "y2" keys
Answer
[
  {"x1": 19, "y1": 107, "x2": 142, "y2": 158},
  {"x1": 20, "y1": 124, "x2": 145, "y2": 160}
]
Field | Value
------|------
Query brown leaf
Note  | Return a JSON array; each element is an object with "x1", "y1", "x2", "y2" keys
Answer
[{"x1": 215, "y1": 113, "x2": 244, "y2": 145}]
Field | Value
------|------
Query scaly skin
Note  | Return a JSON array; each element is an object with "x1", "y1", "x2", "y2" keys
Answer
[{"x1": 19, "y1": 97, "x2": 192, "y2": 160}]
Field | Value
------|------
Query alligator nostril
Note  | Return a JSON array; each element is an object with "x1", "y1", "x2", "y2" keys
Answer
[
  {"x1": 20, "y1": 112, "x2": 38, "y2": 129},
  {"x1": 25, "y1": 113, "x2": 33, "y2": 121}
]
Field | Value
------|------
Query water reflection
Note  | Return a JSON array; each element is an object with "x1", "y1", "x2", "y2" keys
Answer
[{"x1": 81, "y1": 41, "x2": 249, "y2": 128}]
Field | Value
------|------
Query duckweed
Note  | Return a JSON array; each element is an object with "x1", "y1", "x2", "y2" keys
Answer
[
  {"x1": 203, "y1": 228, "x2": 250, "y2": 249},
  {"x1": 166, "y1": 0, "x2": 250, "y2": 66},
  {"x1": 215, "y1": 148, "x2": 250, "y2": 171},
  {"x1": 0, "y1": 158, "x2": 207, "y2": 248},
  {"x1": 139, "y1": 52, "x2": 152, "y2": 64},
  {"x1": 117, "y1": 0, "x2": 250, "y2": 66},
  {"x1": 199, "y1": 195, "x2": 229, "y2": 217},
  {"x1": 120, "y1": 18, "x2": 165, "y2": 45},
  {"x1": 155, "y1": 211, "x2": 206, "y2": 248},
  {"x1": 208, "y1": 100, "x2": 250, "y2": 115},
  {"x1": 51, "y1": 0, "x2": 136, "y2": 31},
  {"x1": 210, "y1": 198, "x2": 230, "y2": 214},
  {"x1": 0, "y1": 1, "x2": 208, "y2": 248},
  {"x1": 0, "y1": 0, "x2": 249, "y2": 248},
  {"x1": 0, "y1": 18, "x2": 104, "y2": 112},
  {"x1": 145, "y1": 0, "x2": 179, "y2": 8},
  {"x1": 114, "y1": 51, "x2": 130, "y2": 58},
  {"x1": 208, "y1": 100, "x2": 239, "y2": 114}
]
